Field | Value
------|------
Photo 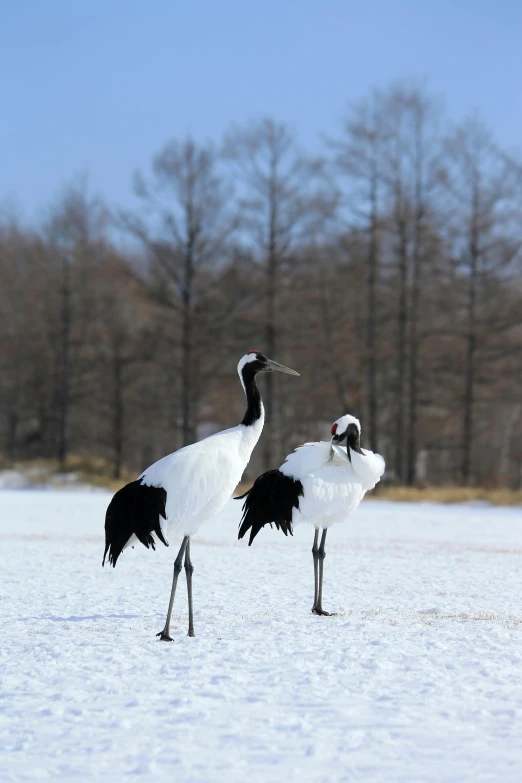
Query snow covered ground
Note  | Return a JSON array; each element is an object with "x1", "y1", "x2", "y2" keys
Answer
[{"x1": 2, "y1": 489, "x2": 522, "y2": 782}]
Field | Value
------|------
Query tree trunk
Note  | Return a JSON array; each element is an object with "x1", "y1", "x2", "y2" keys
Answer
[
  {"x1": 7, "y1": 411, "x2": 19, "y2": 463},
  {"x1": 57, "y1": 256, "x2": 71, "y2": 470},
  {"x1": 112, "y1": 346, "x2": 123, "y2": 480},
  {"x1": 181, "y1": 229, "x2": 195, "y2": 447},
  {"x1": 7, "y1": 366, "x2": 21, "y2": 463},
  {"x1": 406, "y1": 228, "x2": 421, "y2": 486},
  {"x1": 406, "y1": 124, "x2": 424, "y2": 486},
  {"x1": 499, "y1": 406, "x2": 521, "y2": 486},
  {"x1": 366, "y1": 169, "x2": 379, "y2": 452},
  {"x1": 319, "y1": 271, "x2": 349, "y2": 411},
  {"x1": 462, "y1": 178, "x2": 479, "y2": 485},
  {"x1": 263, "y1": 170, "x2": 277, "y2": 469},
  {"x1": 395, "y1": 214, "x2": 408, "y2": 483}
]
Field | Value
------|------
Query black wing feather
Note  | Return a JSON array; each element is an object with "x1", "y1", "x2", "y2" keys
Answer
[
  {"x1": 237, "y1": 469, "x2": 304, "y2": 546},
  {"x1": 102, "y1": 480, "x2": 168, "y2": 567}
]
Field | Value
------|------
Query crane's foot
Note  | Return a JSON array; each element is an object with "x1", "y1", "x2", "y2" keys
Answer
[
  {"x1": 312, "y1": 607, "x2": 333, "y2": 616},
  {"x1": 156, "y1": 630, "x2": 173, "y2": 642}
]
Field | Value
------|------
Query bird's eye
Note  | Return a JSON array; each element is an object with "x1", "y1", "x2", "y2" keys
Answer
[{"x1": 331, "y1": 423, "x2": 338, "y2": 435}]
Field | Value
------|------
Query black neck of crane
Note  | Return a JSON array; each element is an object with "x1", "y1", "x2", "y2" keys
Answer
[
  {"x1": 347, "y1": 423, "x2": 364, "y2": 455},
  {"x1": 241, "y1": 365, "x2": 263, "y2": 426}
]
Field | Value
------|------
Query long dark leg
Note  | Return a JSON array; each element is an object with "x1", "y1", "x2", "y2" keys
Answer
[
  {"x1": 184, "y1": 538, "x2": 195, "y2": 638},
  {"x1": 311, "y1": 528, "x2": 319, "y2": 612},
  {"x1": 313, "y1": 529, "x2": 332, "y2": 616},
  {"x1": 157, "y1": 536, "x2": 189, "y2": 641}
]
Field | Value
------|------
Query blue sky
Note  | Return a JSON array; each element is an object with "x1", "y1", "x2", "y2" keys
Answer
[{"x1": 2, "y1": 0, "x2": 521, "y2": 221}]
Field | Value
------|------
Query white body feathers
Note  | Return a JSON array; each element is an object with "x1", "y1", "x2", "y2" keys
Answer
[
  {"x1": 140, "y1": 415, "x2": 264, "y2": 538},
  {"x1": 280, "y1": 440, "x2": 385, "y2": 529}
]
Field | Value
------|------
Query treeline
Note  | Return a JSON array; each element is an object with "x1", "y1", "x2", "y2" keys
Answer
[{"x1": 1, "y1": 84, "x2": 521, "y2": 487}]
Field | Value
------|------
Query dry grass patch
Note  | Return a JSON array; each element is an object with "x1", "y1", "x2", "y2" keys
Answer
[
  {"x1": 3, "y1": 460, "x2": 522, "y2": 506},
  {"x1": 236, "y1": 482, "x2": 522, "y2": 506},
  {"x1": 374, "y1": 486, "x2": 522, "y2": 506},
  {"x1": 5, "y1": 456, "x2": 135, "y2": 491}
]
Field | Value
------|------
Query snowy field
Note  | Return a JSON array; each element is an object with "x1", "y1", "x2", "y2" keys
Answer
[{"x1": 2, "y1": 489, "x2": 522, "y2": 782}]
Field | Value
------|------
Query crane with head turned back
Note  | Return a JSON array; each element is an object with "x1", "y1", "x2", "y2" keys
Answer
[
  {"x1": 103, "y1": 350, "x2": 299, "y2": 639},
  {"x1": 237, "y1": 414, "x2": 385, "y2": 615}
]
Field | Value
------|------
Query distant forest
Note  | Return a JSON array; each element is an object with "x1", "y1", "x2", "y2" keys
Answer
[{"x1": 1, "y1": 83, "x2": 521, "y2": 487}]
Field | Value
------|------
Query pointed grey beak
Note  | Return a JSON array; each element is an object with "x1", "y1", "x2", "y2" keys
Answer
[{"x1": 266, "y1": 358, "x2": 300, "y2": 376}]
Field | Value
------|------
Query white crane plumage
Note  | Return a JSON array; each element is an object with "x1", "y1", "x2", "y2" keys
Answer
[
  {"x1": 237, "y1": 414, "x2": 385, "y2": 615},
  {"x1": 103, "y1": 350, "x2": 299, "y2": 639}
]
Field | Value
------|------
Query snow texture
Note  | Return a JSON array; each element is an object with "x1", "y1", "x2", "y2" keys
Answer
[{"x1": 2, "y1": 489, "x2": 522, "y2": 782}]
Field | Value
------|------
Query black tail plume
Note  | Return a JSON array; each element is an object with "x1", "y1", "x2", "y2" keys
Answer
[
  {"x1": 237, "y1": 469, "x2": 303, "y2": 545},
  {"x1": 103, "y1": 480, "x2": 168, "y2": 567}
]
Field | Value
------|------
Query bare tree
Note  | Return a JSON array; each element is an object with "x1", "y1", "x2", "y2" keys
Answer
[
  {"x1": 224, "y1": 118, "x2": 333, "y2": 467},
  {"x1": 382, "y1": 85, "x2": 442, "y2": 485},
  {"x1": 124, "y1": 138, "x2": 235, "y2": 447},
  {"x1": 441, "y1": 117, "x2": 521, "y2": 483},
  {"x1": 331, "y1": 91, "x2": 386, "y2": 453},
  {"x1": 91, "y1": 260, "x2": 156, "y2": 479},
  {"x1": 1, "y1": 91, "x2": 521, "y2": 493},
  {"x1": 44, "y1": 179, "x2": 108, "y2": 468}
]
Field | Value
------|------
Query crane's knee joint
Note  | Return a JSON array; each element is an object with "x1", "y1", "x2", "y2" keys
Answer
[
  {"x1": 184, "y1": 560, "x2": 194, "y2": 575},
  {"x1": 317, "y1": 549, "x2": 326, "y2": 561}
]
